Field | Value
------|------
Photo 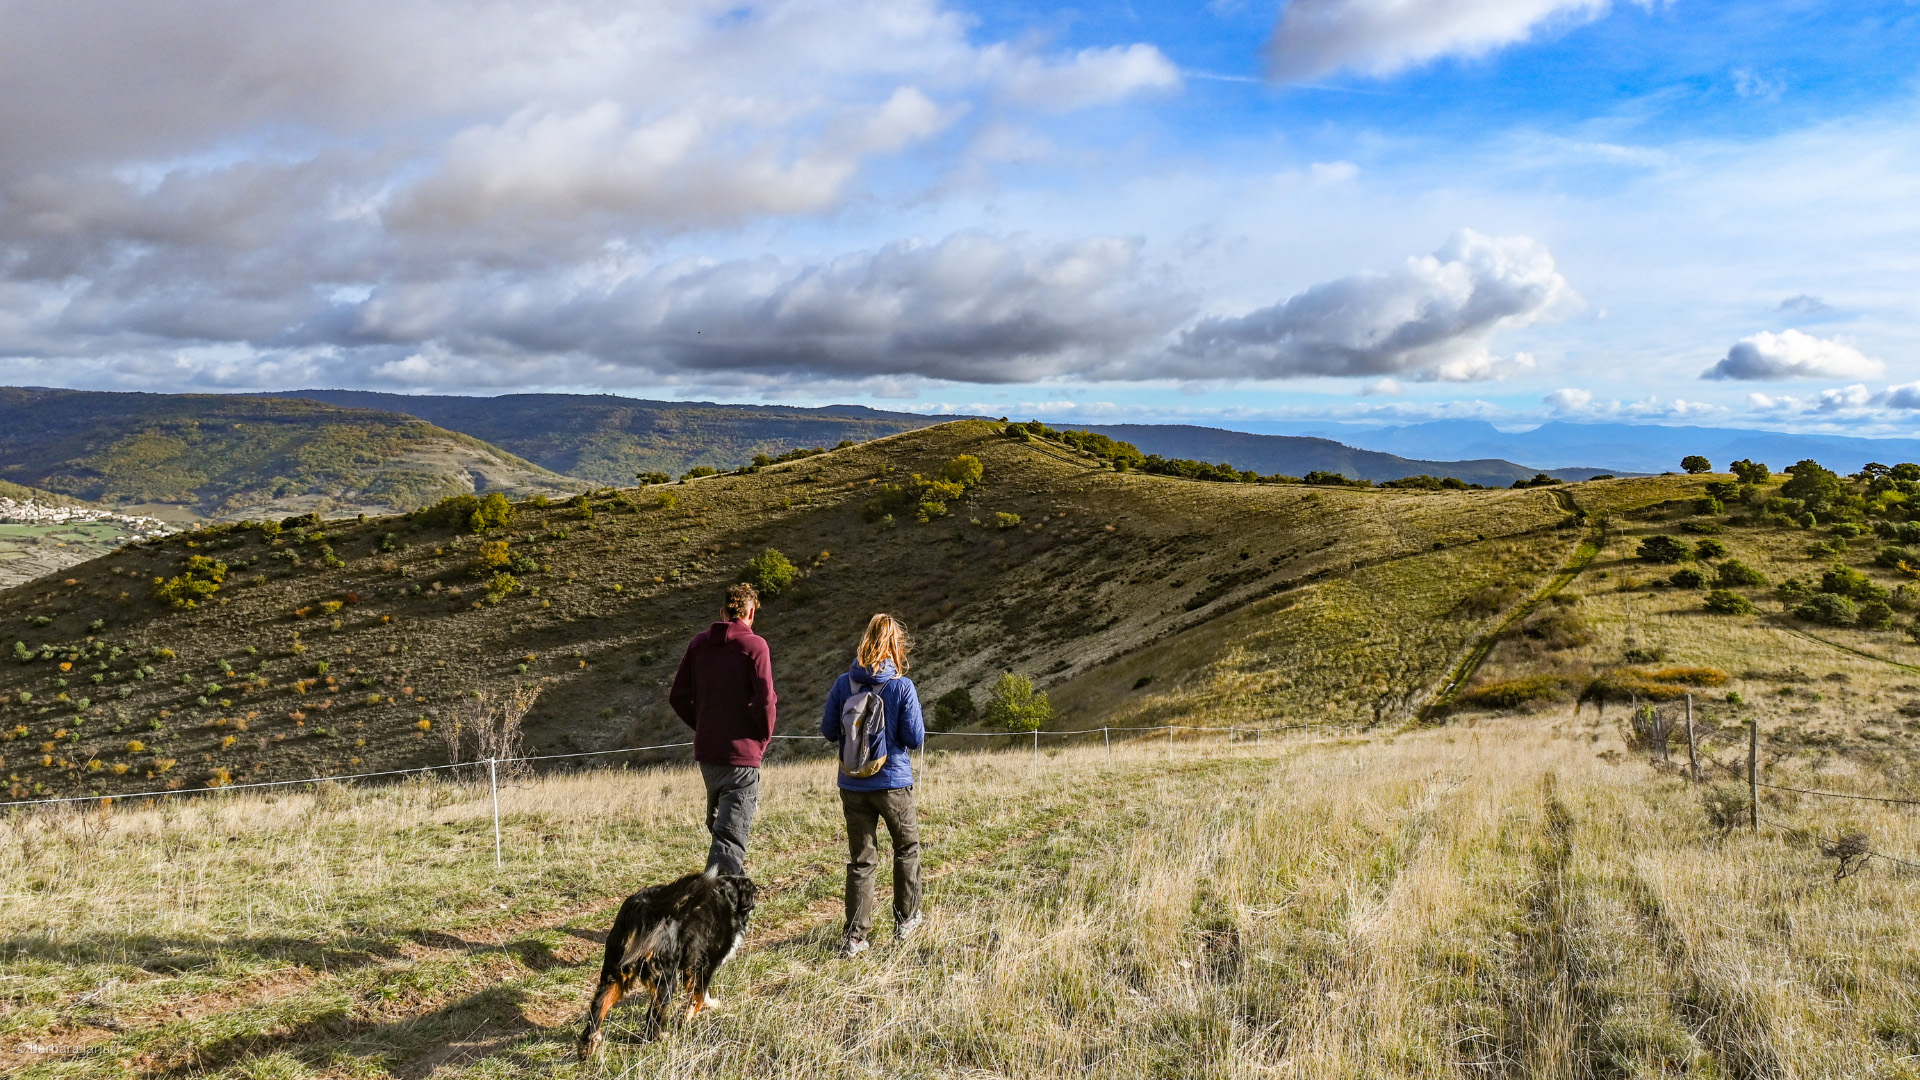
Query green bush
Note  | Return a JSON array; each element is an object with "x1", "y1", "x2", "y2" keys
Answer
[
  {"x1": 1730, "y1": 459, "x2": 1770, "y2": 484},
  {"x1": 1859, "y1": 599, "x2": 1896, "y2": 630},
  {"x1": 746, "y1": 548, "x2": 797, "y2": 596},
  {"x1": 485, "y1": 573, "x2": 519, "y2": 602},
  {"x1": 1692, "y1": 538, "x2": 1728, "y2": 560},
  {"x1": 12, "y1": 641, "x2": 30, "y2": 664},
  {"x1": 1637, "y1": 535, "x2": 1692, "y2": 564},
  {"x1": 994, "y1": 512, "x2": 1022, "y2": 529},
  {"x1": 1703, "y1": 589, "x2": 1754, "y2": 615},
  {"x1": 932, "y1": 687, "x2": 976, "y2": 732},
  {"x1": 1821, "y1": 564, "x2": 1887, "y2": 600},
  {"x1": 635, "y1": 471, "x2": 671, "y2": 485},
  {"x1": 1681, "y1": 455, "x2": 1712, "y2": 474},
  {"x1": 984, "y1": 672, "x2": 1052, "y2": 732},
  {"x1": 1669, "y1": 568, "x2": 1707, "y2": 589},
  {"x1": 681, "y1": 466, "x2": 718, "y2": 480},
  {"x1": 1715, "y1": 559, "x2": 1766, "y2": 587},
  {"x1": 1796, "y1": 592, "x2": 1858, "y2": 626}
]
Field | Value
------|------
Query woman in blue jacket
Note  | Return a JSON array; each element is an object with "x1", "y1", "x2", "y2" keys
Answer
[{"x1": 820, "y1": 613, "x2": 926, "y2": 957}]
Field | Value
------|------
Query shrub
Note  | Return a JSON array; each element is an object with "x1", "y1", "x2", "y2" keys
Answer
[
  {"x1": 471, "y1": 492, "x2": 513, "y2": 532},
  {"x1": 654, "y1": 492, "x2": 679, "y2": 511},
  {"x1": 477, "y1": 540, "x2": 511, "y2": 569},
  {"x1": 12, "y1": 641, "x2": 29, "y2": 663},
  {"x1": 1821, "y1": 564, "x2": 1887, "y2": 600},
  {"x1": 994, "y1": 512, "x2": 1021, "y2": 529},
  {"x1": 931, "y1": 687, "x2": 976, "y2": 732},
  {"x1": 1518, "y1": 606, "x2": 1592, "y2": 650},
  {"x1": 1796, "y1": 592, "x2": 1858, "y2": 626},
  {"x1": 1669, "y1": 568, "x2": 1707, "y2": 589},
  {"x1": 1701, "y1": 785, "x2": 1749, "y2": 836},
  {"x1": 940, "y1": 455, "x2": 984, "y2": 488},
  {"x1": 1692, "y1": 538, "x2": 1728, "y2": 560},
  {"x1": 983, "y1": 672, "x2": 1051, "y2": 732},
  {"x1": 1457, "y1": 675, "x2": 1573, "y2": 710},
  {"x1": 681, "y1": 466, "x2": 718, "y2": 480},
  {"x1": 152, "y1": 555, "x2": 227, "y2": 609},
  {"x1": 1704, "y1": 589, "x2": 1754, "y2": 615},
  {"x1": 746, "y1": 548, "x2": 797, "y2": 596},
  {"x1": 1715, "y1": 559, "x2": 1766, "y2": 587},
  {"x1": 635, "y1": 471, "x2": 671, "y2": 485},
  {"x1": 1859, "y1": 599, "x2": 1896, "y2": 630},
  {"x1": 485, "y1": 573, "x2": 519, "y2": 602},
  {"x1": 378, "y1": 532, "x2": 398, "y2": 552},
  {"x1": 1681, "y1": 455, "x2": 1712, "y2": 474},
  {"x1": 1637, "y1": 536, "x2": 1692, "y2": 564},
  {"x1": 1730, "y1": 459, "x2": 1770, "y2": 484}
]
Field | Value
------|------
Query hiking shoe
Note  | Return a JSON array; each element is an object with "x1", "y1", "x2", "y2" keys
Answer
[
  {"x1": 838, "y1": 936, "x2": 869, "y2": 959},
  {"x1": 894, "y1": 912, "x2": 924, "y2": 942}
]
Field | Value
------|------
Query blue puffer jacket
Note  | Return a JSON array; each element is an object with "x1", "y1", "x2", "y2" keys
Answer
[{"x1": 819, "y1": 660, "x2": 924, "y2": 791}]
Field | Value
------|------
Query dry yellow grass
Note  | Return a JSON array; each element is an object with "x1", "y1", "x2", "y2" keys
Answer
[{"x1": 5, "y1": 712, "x2": 1917, "y2": 1078}]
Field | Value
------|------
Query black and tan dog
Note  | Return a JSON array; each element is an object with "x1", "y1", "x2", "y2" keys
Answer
[{"x1": 578, "y1": 870, "x2": 757, "y2": 1059}]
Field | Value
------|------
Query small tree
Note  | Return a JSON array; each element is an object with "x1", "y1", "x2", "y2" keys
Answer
[
  {"x1": 1859, "y1": 599, "x2": 1896, "y2": 630},
  {"x1": 1715, "y1": 559, "x2": 1767, "y2": 587},
  {"x1": 932, "y1": 687, "x2": 976, "y2": 732},
  {"x1": 1669, "y1": 568, "x2": 1707, "y2": 589},
  {"x1": 1681, "y1": 455, "x2": 1712, "y2": 474},
  {"x1": 1637, "y1": 535, "x2": 1692, "y2": 564},
  {"x1": 1692, "y1": 538, "x2": 1728, "y2": 560},
  {"x1": 984, "y1": 672, "x2": 1052, "y2": 732},
  {"x1": 746, "y1": 548, "x2": 797, "y2": 596},
  {"x1": 940, "y1": 455, "x2": 984, "y2": 488},
  {"x1": 470, "y1": 492, "x2": 514, "y2": 532},
  {"x1": 1730, "y1": 459, "x2": 1770, "y2": 484}
]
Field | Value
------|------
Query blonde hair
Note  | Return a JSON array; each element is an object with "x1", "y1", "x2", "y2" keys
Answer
[{"x1": 856, "y1": 613, "x2": 911, "y2": 674}]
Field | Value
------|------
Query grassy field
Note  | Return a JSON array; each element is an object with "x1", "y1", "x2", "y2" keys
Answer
[
  {"x1": 3, "y1": 716, "x2": 1917, "y2": 1078},
  {"x1": 0, "y1": 523, "x2": 141, "y2": 591}
]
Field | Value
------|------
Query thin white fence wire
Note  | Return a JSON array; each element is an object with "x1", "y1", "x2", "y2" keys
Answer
[{"x1": 0, "y1": 721, "x2": 1339, "y2": 812}]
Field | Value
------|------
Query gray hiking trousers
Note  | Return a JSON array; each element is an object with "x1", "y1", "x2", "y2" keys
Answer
[
  {"x1": 700, "y1": 763, "x2": 760, "y2": 875},
  {"x1": 840, "y1": 786, "x2": 922, "y2": 941}
]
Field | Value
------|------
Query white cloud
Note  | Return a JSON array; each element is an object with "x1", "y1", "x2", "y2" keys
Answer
[
  {"x1": 1700, "y1": 329, "x2": 1883, "y2": 381},
  {"x1": 1544, "y1": 387, "x2": 1592, "y2": 412},
  {"x1": 1732, "y1": 68, "x2": 1785, "y2": 102},
  {"x1": 1169, "y1": 229, "x2": 1574, "y2": 381},
  {"x1": 1267, "y1": 0, "x2": 1615, "y2": 82},
  {"x1": 986, "y1": 44, "x2": 1182, "y2": 112}
]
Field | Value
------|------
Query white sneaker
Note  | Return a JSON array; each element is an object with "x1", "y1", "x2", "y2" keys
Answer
[
  {"x1": 894, "y1": 912, "x2": 924, "y2": 941},
  {"x1": 838, "y1": 936, "x2": 869, "y2": 959}
]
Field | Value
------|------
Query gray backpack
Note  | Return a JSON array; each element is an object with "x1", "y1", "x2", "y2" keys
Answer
[{"x1": 838, "y1": 679, "x2": 889, "y2": 779}]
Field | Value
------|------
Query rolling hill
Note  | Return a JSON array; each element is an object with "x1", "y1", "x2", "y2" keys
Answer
[
  {"x1": 263, "y1": 389, "x2": 951, "y2": 485},
  {"x1": 7, "y1": 421, "x2": 1920, "y2": 1077},
  {"x1": 0, "y1": 388, "x2": 582, "y2": 519}
]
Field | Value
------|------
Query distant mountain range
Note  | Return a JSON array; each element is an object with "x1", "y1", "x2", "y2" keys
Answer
[
  {"x1": 1222, "y1": 419, "x2": 1920, "y2": 476},
  {"x1": 1077, "y1": 425, "x2": 1616, "y2": 487},
  {"x1": 0, "y1": 388, "x2": 579, "y2": 518},
  {"x1": 262, "y1": 390, "x2": 947, "y2": 485}
]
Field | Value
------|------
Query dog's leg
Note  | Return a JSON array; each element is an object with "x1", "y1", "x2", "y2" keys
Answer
[
  {"x1": 577, "y1": 974, "x2": 627, "y2": 1060},
  {"x1": 642, "y1": 972, "x2": 674, "y2": 1043}
]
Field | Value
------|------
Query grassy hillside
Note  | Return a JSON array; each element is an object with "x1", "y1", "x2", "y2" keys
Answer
[
  {"x1": 267, "y1": 390, "x2": 950, "y2": 484},
  {"x1": 5, "y1": 425, "x2": 1920, "y2": 1077},
  {"x1": 0, "y1": 420, "x2": 1589, "y2": 801},
  {"x1": 0, "y1": 388, "x2": 582, "y2": 518},
  {"x1": 4, "y1": 723, "x2": 1918, "y2": 1078}
]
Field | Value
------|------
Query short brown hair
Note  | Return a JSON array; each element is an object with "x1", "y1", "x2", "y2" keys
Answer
[
  {"x1": 856, "y1": 613, "x2": 910, "y2": 674},
  {"x1": 725, "y1": 583, "x2": 759, "y2": 619}
]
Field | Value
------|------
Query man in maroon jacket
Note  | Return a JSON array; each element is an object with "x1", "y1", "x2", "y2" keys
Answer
[{"x1": 669, "y1": 582, "x2": 778, "y2": 875}]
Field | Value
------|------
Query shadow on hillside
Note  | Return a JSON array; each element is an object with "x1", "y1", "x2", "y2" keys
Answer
[{"x1": 0, "y1": 929, "x2": 407, "y2": 974}]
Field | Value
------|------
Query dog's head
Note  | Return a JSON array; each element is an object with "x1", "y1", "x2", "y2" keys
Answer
[{"x1": 716, "y1": 874, "x2": 758, "y2": 922}]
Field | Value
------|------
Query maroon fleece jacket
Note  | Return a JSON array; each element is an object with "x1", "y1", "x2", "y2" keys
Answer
[{"x1": 668, "y1": 620, "x2": 778, "y2": 767}]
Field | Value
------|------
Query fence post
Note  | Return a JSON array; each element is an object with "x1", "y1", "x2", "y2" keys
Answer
[
  {"x1": 488, "y1": 757, "x2": 502, "y2": 868},
  {"x1": 1166, "y1": 727, "x2": 1172, "y2": 761},
  {"x1": 1031, "y1": 729, "x2": 1038, "y2": 773},
  {"x1": 1103, "y1": 726, "x2": 1111, "y2": 767},
  {"x1": 1685, "y1": 694, "x2": 1698, "y2": 782},
  {"x1": 1747, "y1": 721, "x2": 1760, "y2": 831}
]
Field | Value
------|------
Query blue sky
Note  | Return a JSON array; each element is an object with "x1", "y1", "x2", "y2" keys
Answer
[{"x1": 1, "y1": 0, "x2": 1918, "y2": 434}]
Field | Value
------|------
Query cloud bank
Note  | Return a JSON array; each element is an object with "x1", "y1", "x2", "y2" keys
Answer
[
  {"x1": 1170, "y1": 230, "x2": 1572, "y2": 381},
  {"x1": 1701, "y1": 329, "x2": 1883, "y2": 381},
  {"x1": 1267, "y1": 0, "x2": 1615, "y2": 81}
]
